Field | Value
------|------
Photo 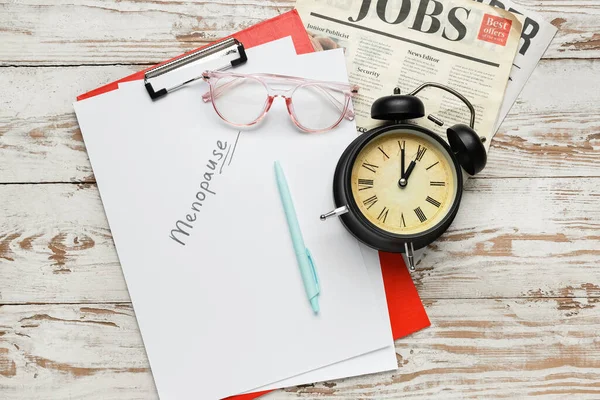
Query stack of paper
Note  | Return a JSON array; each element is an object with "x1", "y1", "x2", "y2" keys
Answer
[
  {"x1": 294, "y1": 0, "x2": 557, "y2": 152},
  {"x1": 74, "y1": 36, "x2": 421, "y2": 399}
]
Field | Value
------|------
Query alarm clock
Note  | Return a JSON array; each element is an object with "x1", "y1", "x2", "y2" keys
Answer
[{"x1": 320, "y1": 82, "x2": 487, "y2": 271}]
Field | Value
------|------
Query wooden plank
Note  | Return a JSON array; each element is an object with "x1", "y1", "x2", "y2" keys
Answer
[
  {"x1": 0, "y1": 304, "x2": 155, "y2": 400},
  {"x1": 1, "y1": 299, "x2": 599, "y2": 399},
  {"x1": 0, "y1": 2, "x2": 596, "y2": 399},
  {"x1": 418, "y1": 176, "x2": 600, "y2": 299},
  {"x1": 0, "y1": 0, "x2": 597, "y2": 65},
  {"x1": 0, "y1": 65, "x2": 138, "y2": 183},
  {"x1": 0, "y1": 183, "x2": 127, "y2": 303},
  {"x1": 541, "y1": 1, "x2": 600, "y2": 59},
  {"x1": 487, "y1": 58, "x2": 600, "y2": 178},
  {"x1": 1, "y1": 59, "x2": 599, "y2": 184},
  {"x1": 0, "y1": 178, "x2": 598, "y2": 304},
  {"x1": 0, "y1": 0, "x2": 292, "y2": 66}
]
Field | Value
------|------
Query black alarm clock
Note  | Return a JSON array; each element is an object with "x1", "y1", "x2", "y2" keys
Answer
[{"x1": 320, "y1": 83, "x2": 487, "y2": 271}]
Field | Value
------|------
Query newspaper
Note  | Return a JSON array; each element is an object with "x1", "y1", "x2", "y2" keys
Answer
[
  {"x1": 295, "y1": 0, "x2": 524, "y2": 151},
  {"x1": 475, "y1": 0, "x2": 557, "y2": 130}
]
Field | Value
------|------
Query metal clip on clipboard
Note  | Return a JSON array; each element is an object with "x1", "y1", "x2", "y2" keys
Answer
[{"x1": 144, "y1": 38, "x2": 247, "y2": 100}]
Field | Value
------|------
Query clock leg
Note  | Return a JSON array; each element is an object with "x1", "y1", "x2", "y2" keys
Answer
[
  {"x1": 404, "y1": 242, "x2": 416, "y2": 271},
  {"x1": 320, "y1": 206, "x2": 349, "y2": 221}
]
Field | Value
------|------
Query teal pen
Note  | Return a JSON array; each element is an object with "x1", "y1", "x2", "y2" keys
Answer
[{"x1": 274, "y1": 161, "x2": 320, "y2": 314}]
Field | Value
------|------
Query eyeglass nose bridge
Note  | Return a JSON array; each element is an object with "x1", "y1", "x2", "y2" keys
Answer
[
  {"x1": 265, "y1": 93, "x2": 294, "y2": 111},
  {"x1": 264, "y1": 93, "x2": 291, "y2": 112},
  {"x1": 260, "y1": 95, "x2": 298, "y2": 129},
  {"x1": 269, "y1": 85, "x2": 295, "y2": 96}
]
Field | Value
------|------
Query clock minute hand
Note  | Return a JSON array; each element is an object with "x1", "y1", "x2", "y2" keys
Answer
[
  {"x1": 399, "y1": 145, "x2": 416, "y2": 188},
  {"x1": 400, "y1": 143, "x2": 406, "y2": 179}
]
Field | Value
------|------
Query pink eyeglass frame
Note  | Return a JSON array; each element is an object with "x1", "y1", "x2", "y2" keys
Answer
[{"x1": 201, "y1": 70, "x2": 359, "y2": 133}]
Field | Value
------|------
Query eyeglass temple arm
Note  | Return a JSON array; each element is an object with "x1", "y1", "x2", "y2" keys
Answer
[
  {"x1": 201, "y1": 75, "x2": 244, "y2": 103},
  {"x1": 316, "y1": 85, "x2": 358, "y2": 120}
]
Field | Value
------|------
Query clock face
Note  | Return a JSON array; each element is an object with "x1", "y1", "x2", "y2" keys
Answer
[{"x1": 350, "y1": 128, "x2": 459, "y2": 236}]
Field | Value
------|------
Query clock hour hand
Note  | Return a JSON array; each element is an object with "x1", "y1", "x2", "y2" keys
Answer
[
  {"x1": 404, "y1": 160, "x2": 416, "y2": 180},
  {"x1": 400, "y1": 144, "x2": 423, "y2": 187},
  {"x1": 399, "y1": 153, "x2": 417, "y2": 188}
]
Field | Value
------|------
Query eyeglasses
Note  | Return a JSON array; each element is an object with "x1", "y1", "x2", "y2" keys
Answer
[{"x1": 201, "y1": 71, "x2": 359, "y2": 133}]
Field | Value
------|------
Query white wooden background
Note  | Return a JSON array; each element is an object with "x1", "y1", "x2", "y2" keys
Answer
[{"x1": 1, "y1": 0, "x2": 599, "y2": 398}]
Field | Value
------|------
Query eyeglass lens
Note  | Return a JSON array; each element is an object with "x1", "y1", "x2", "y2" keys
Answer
[
  {"x1": 291, "y1": 84, "x2": 347, "y2": 131},
  {"x1": 212, "y1": 76, "x2": 269, "y2": 125},
  {"x1": 210, "y1": 77, "x2": 348, "y2": 131}
]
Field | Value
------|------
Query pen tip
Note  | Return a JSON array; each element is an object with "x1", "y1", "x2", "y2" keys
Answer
[{"x1": 310, "y1": 297, "x2": 320, "y2": 314}]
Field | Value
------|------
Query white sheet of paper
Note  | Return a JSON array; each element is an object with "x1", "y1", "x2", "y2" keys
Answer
[
  {"x1": 74, "y1": 39, "x2": 393, "y2": 400},
  {"x1": 124, "y1": 41, "x2": 398, "y2": 395},
  {"x1": 246, "y1": 244, "x2": 396, "y2": 393},
  {"x1": 234, "y1": 47, "x2": 397, "y2": 394},
  {"x1": 124, "y1": 38, "x2": 397, "y2": 395}
]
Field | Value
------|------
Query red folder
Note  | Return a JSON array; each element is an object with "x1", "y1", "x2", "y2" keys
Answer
[{"x1": 76, "y1": 10, "x2": 430, "y2": 398}]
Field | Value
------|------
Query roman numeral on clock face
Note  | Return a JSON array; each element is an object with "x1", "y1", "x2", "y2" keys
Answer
[
  {"x1": 430, "y1": 181, "x2": 446, "y2": 186},
  {"x1": 426, "y1": 161, "x2": 439, "y2": 170},
  {"x1": 358, "y1": 178, "x2": 374, "y2": 190},
  {"x1": 400, "y1": 212, "x2": 406, "y2": 227},
  {"x1": 377, "y1": 207, "x2": 389, "y2": 223},
  {"x1": 378, "y1": 146, "x2": 390, "y2": 159},
  {"x1": 414, "y1": 207, "x2": 427, "y2": 223},
  {"x1": 362, "y1": 162, "x2": 379, "y2": 173},
  {"x1": 363, "y1": 195, "x2": 378, "y2": 210},
  {"x1": 416, "y1": 145, "x2": 427, "y2": 161},
  {"x1": 426, "y1": 196, "x2": 441, "y2": 208}
]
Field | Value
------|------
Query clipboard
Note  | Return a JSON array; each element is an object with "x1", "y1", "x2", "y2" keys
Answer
[
  {"x1": 77, "y1": 10, "x2": 314, "y2": 101},
  {"x1": 144, "y1": 37, "x2": 247, "y2": 100},
  {"x1": 75, "y1": 10, "x2": 430, "y2": 399}
]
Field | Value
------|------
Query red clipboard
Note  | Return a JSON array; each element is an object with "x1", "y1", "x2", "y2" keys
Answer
[
  {"x1": 77, "y1": 10, "x2": 315, "y2": 101},
  {"x1": 76, "y1": 10, "x2": 430, "y2": 398}
]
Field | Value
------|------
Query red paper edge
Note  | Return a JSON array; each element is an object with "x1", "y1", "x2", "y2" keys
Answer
[
  {"x1": 224, "y1": 253, "x2": 430, "y2": 400},
  {"x1": 379, "y1": 251, "x2": 431, "y2": 339},
  {"x1": 76, "y1": 10, "x2": 313, "y2": 101}
]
